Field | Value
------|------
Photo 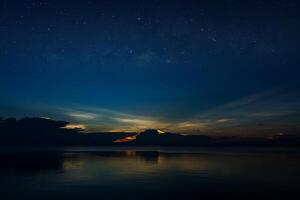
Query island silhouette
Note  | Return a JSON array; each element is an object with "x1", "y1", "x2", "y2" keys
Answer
[{"x1": 0, "y1": 117, "x2": 299, "y2": 146}]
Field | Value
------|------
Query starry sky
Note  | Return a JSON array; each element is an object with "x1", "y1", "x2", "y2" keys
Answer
[{"x1": 0, "y1": 0, "x2": 300, "y2": 136}]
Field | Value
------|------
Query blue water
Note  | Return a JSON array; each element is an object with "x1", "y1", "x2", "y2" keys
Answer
[{"x1": 0, "y1": 147, "x2": 299, "y2": 199}]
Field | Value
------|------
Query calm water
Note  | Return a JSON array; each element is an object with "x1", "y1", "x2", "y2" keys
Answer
[{"x1": 0, "y1": 147, "x2": 299, "y2": 200}]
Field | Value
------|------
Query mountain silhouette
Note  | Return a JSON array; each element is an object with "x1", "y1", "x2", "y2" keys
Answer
[{"x1": 0, "y1": 117, "x2": 299, "y2": 146}]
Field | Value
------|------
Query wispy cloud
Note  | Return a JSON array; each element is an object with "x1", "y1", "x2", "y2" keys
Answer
[
  {"x1": 68, "y1": 112, "x2": 98, "y2": 120},
  {"x1": 169, "y1": 121, "x2": 209, "y2": 133},
  {"x1": 60, "y1": 106, "x2": 167, "y2": 132},
  {"x1": 247, "y1": 112, "x2": 282, "y2": 117},
  {"x1": 50, "y1": 87, "x2": 299, "y2": 136},
  {"x1": 114, "y1": 117, "x2": 157, "y2": 128},
  {"x1": 191, "y1": 88, "x2": 300, "y2": 136},
  {"x1": 216, "y1": 118, "x2": 235, "y2": 123}
]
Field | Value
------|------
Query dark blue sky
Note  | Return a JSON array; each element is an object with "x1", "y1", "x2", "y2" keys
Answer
[{"x1": 1, "y1": 0, "x2": 299, "y2": 136}]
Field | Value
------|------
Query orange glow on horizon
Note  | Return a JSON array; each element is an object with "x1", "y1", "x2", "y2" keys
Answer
[{"x1": 114, "y1": 134, "x2": 138, "y2": 143}]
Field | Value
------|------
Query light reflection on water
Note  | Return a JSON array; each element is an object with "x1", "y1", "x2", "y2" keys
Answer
[{"x1": 0, "y1": 147, "x2": 299, "y2": 199}]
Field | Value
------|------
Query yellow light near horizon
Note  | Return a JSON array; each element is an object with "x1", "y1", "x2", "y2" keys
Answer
[
  {"x1": 157, "y1": 129, "x2": 165, "y2": 134},
  {"x1": 64, "y1": 124, "x2": 86, "y2": 130}
]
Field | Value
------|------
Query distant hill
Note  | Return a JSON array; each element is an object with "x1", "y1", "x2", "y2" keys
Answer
[{"x1": 0, "y1": 117, "x2": 299, "y2": 146}]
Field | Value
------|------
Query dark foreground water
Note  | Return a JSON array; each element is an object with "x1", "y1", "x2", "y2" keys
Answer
[{"x1": 0, "y1": 147, "x2": 299, "y2": 200}]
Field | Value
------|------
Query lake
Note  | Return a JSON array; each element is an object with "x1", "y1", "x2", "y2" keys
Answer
[{"x1": 0, "y1": 147, "x2": 299, "y2": 199}]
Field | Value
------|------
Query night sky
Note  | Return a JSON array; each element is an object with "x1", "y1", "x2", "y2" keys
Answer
[{"x1": 1, "y1": 0, "x2": 299, "y2": 136}]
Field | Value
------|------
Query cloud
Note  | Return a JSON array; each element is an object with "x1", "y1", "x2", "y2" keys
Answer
[
  {"x1": 56, "y1": 87, "x2": 300, "y2": 136},
  {"x1": 169, "y1": 121, "x2": 209, "y2": 133},
  {"x1": 67, "y1": 112, "x2": 98, "y2": 120},
  {"x1": 216, "y1": 118, "x2": 234, "y2": 123},
  {"x1": 190, "y1": 88, "x2": 300, "y2": 136},
  {"x1": 247, "y1": 112, "x2": 282, "y2": 117},
  {"x1": 76, "y1": 107, "x2": 210, "y2": 133},
  {"x1": 114, "y1": 117, "x2": 155, "y2": 127},
  {"x1": 61, "y1": 106, "x2": 167, "y2": 132}
]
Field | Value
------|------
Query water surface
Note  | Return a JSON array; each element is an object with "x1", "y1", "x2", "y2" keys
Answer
[{"x1": 0, "y1": 147, "x2": 299, "y2": 199}]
